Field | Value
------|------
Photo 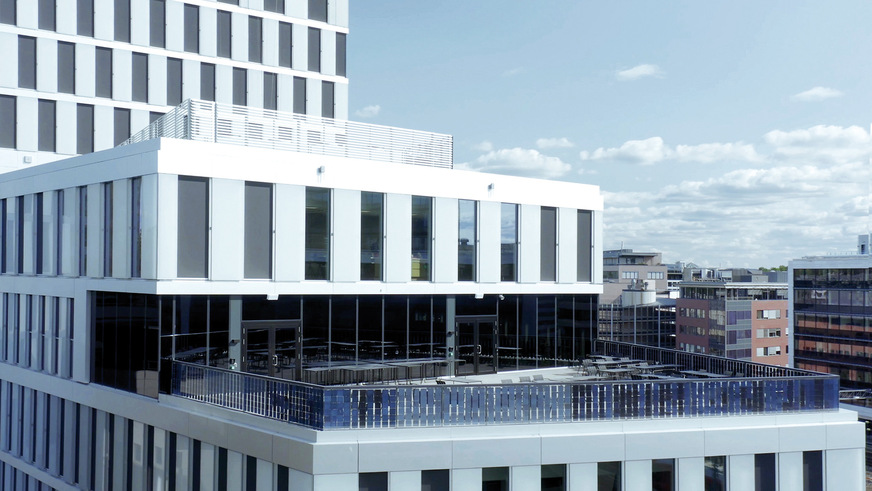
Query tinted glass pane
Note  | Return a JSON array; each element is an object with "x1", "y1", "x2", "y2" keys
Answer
[
  {"x1": 307, "y1": 27, "x2": 320, "y2": 72},
  {"x1": 200, "y1": 63, "x2": 215, "y2": 102},
  {"x1": 598, "y1": 462, "x2": 621, "y2": 491},
  {"x1": 248, "y1": 16, "x2": 262, "y2": 63},
  {"x1": 95, "y1": 47, "x2": 112, "y2": 98},
  {"x1": 308, "y1": 0, "x2": 326, "y2": 22},
  {"x1": 293, "y1": 77, "x2": 306, "y2": 114},
  {"x1": 113, "y1": 108, "x2": 130, "y2": 146},
  {"x1": 76, "y1": 105, "x2": 94, "y2": 154},
  {"x1": 166, "y1": 57, "x2": 182, "y2": 106},
  {"x1": 18, "y1": 36, "x2": 36, "y2": 89},
  {"x1": 130, "y1": 178, "x2": 141, "y2": 278},
  {"x1": 57, "y1": 42, "x2": 76, "y2": 94},
  {"x1": 103, "y1": 182, "x2": 113, "y2": 276},
  {"x1": 217, "y1": 11, "x2": 231, "y2": 58},
  {"x1": 263, "y1": 73, "x2": 277, "y2": 110},
  {"x1": 305, "y1": 188, "x2": 329, "y2": 280},
  {"x1": 321, "y1": 81, "x2": 334, "y2": 118},
  {"x1": 421, "y1": 469, "x2": 448, "y2": 491},
  {"x1": 77, "y1": 0, "x2": 93, "y2": 36},
  {"x1": 232, "y1": 68, "x2": 247, "y2": 106},
  {"x1": 177, "y1": 177, "x2": 209, "y2": 278},
  {"x1": 183, "y1": 4, "x2": 198, "y2": 53},
  {"x1": 39, "y1": 0, "x2": 55, "y2": 31},
  {"x1": 802, "y1": 451, "x2": 822, "y2": 491},
  {"x1": 705, "y1": 456, "x2": 726, "y2": 491},
  {"x1": 114, "y1": 0, "x2": 130, "y2": 42},
  {"x1": 37, "y1": 100, "x2": 55, "y2": 152},
  {"x1": 279, "y1": 22, "x2": 292, "y2": 68},
  {"x1": 360, "y1": 192, "x2": 383, "y2": 281},
  {"x1": 149, "y1": 0, "x2": 165, "y2": 48},
  {"x1": 577, "y1": 210, "x2": 592, "y2": 281},
  {"x1": 264, "y1": 0, "x2": 284, "y2": 14},
  {"x1": 0, "y1": 96, "x2": 14, "y2": 149},
  {"x1": 754, "y1": 453, "x2": 776, "y2": 491},
  {"x1": 243, "y1": 182, "x2": 272, "y2": 279},
  {"x1": 411, "y1": 196, "x2": 431, "y2": 281},
  {"x1": 0, "y1": 0, "x2": 14, "y2": 25},
  {"x1": 541, "y1": 464, "x2": 565, "y2": 491},
  {"x1": 653, "y1": 459, "x2": 674, "y2": 491},
  {"x1": 359, "y1": 472, "x2": 387, "y2": 491},
  {"x1": 501, "y1": 203, "x2": 517, "y2": 281},
  {"x1": 132, "y1": 53, "x2": 148, "y2": 102},
  {"x1": 336, "y1": 33, "x2": 346, "y2": 77},
  {"x1": 540, "y1": 207, "x2": 556, "y2": 281},
  {"x1": 458, "y1": 200, "x2": 476, "y2": 281}
]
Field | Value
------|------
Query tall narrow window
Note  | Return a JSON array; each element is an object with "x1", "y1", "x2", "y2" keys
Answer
[
  {"x1": 305, "y1": 187, "x2": 329, "y2": 280},
  {"x1": 200, "y1": 63, "x2": 215, "y2": 102},
  {"x1": 16, "y1": 196, "x2": 23, "y2": 274},
  {"x1": 802, "y1": 451, "x2": 822, "y2": 491},
  {"x1": 38, "y1": 100, "x2": 56, "y2": 152},
  {"x1": 279, "y1": 22, "x2": 292, "y2": 68},
  {"x1": 78, "y1": 186, "x2": 87, "y2": 275},
  {"x1": 183, "y1": 4, "x2": 199, "y2": 53},
  {"x1": 0, "y1": 0, "x2": 14, "y2": 25},
  {"x1": 458, "y1": 200, "x2": 476, "y2": 281},
  {"x1": 131, "y1": 53, "x2": 148, "y2": 103},
  {"x1": 57, "y1": 42, "x2": 76, "y2": 94},
  {"x1": 77, "y1": 0, "x2": 93, "y2": 36},
  {"x1": 293, "y1": 77, "x2": 306, "y2": 114},
  {"x1": 0, "y1": 199, "x2": 6, "y2": 273},
  {"x1": 114, "y1": 0, "x2": 130, "y2": 42},
  {"x1": 76, "y1": 104, "x2": 94, "y2": 154},
  {"x1": 541, "y1": 464, "x2": 566, "y2": 491},
  {"x1": 243, "y1": 182, "x2": 272, "y2": 279},
  {"x1": 754, "y1": 453, "x2": 776, "y2": 491},
  {"x1": 130, "y1": 178, "x2": 141, "y2": 278},
  {"x1": 704, "y1": 456, "x2": 726, "y2": 491},
  {"x1": 577, "y1": 210, "x2": 592, "y2": 282},
  {"x1": 0, "y1": 96, "x2": 13, "y2": 149},
  {"x1": 102, "y1": 182, "x2": 113, "y2": 277},
  {"x1": 56, "y1": 190, "x2": 64, "y2": 275},
  {"x1": 232, "y1": 68, "x2": 247, "y2": 106},
  {"x1": 263, "y1": 73, "x2": 277, "y2": 111},
  {"x1": 307, "y1": 27, "x2": 320, "y2": 72},
  {"x1": 336, "y1": 33, "x2": 346, "y2": 77},
  {"x1": 95, "y1": 47, "x2": 113, "y2": 99},
  {"x1": 177, "y1": 176, "x2": 208, "y2": 278},
  {"x1": 308, "y1": 0, "x2": 327, "y2": 22},
  {"x1": 501, "y1": 203, "x2": 518, "y2": 281},
  {"x1": 360, "y1": 192, "x2": 383, "y2": 281},
  {"x1": 598, "y1": 462, "x2": 621, "y2": 491},
  {"x1": 166, "y1": 58, "x2": 182, "y2": 106},
  {"x1": 411, "y1": 196, "x2": 431, "y2": 281},
  {"x1": 113, "y1": 108, "x2": 130, "y2": 146},
  {"x1": 321, "y1": 81, "x2": 334, "y2": 118},
  {"x1": 264, "y1": 0, "x2": 285, "y2": 14},
  {"x1": 248, "y1": 16, "x2": 262, "y2": 63},
  {"x1": 18, "y1": 36, "x2": 36, "y2": 89},
  {"x1": 652, "y1": 459, "x2": 674, "y2": 491},
  {"x1": 35, "y1": 194, "x2": 44, "y2": 275},
  {"x1": 540, "y1": 206, "x2": 556, "y2": 281},
  {"x1": 149, "y1": 0, "x2": 165, "y2": 48},
  {"x1": 217, "y1": 11, "x2": 231, "y2": 58},
  {"x1": 39, "y1": 0, "x2": 55, "y2": 31}
]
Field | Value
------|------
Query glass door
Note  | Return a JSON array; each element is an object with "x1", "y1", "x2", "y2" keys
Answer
[
  {"x1": 455, "y1": 315, "x2": 497, "y2": 376},
  {"x1": 242, "y1": 320, "x2": 301, "y2": 379}
]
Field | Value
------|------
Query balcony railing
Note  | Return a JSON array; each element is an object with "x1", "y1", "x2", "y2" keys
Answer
[
  {"x1": 121, "y1": 99, "x2": 454, "y2": 169},
  {"x1": 170, "y1": 340, "x2": 840, "y2": 431}
]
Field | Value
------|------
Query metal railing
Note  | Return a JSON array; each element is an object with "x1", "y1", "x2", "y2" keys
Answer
[
  {"x1": 171, "y1": 341, "x2": 840, "y2": 431},
  {"x1": 121, "y1": 100, "x2": 454, "y2": 169}
]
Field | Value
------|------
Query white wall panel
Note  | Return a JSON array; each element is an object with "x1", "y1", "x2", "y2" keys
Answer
[
  {"x1": 331, "y1": 188, "x2": 360, "y2": 282},
  {"x1": 451, "y1": 468, "x2": 481, "y2": 491},
  {"x1": 112, "y1": 415, "x2": 128, "y2": 490},
  {"x1": 592, "y1": 210, "x2": 603, "y2": 286},
  {"x1": 93, "y1": 410, "x2": 109, "y2": 490},
  {"x1": 130, "y1": 421, "x2": 146, "y2": 489},
  {"x1": 94, "y1": 0, "x2": 113, "y2": 41},
  {"x1": 148, "y1": 55, "x2": 168, "y2": 107},
  {"x1": 156, "y1": 174, "x2": 178, "y2": 279},
  {"x1": 727, "y1": 454, "x2": 754, "y2": 491},
  {"x1": 130, "y1": 0, "x2": 149, "y2": 46},
  {"x1": 292, "y1": 22, "x2": 307, "y2": 72},
  {"x1": 335, "y1": 0, "x2": 349, "y2": 28},
  {"x1": 17, "y1": 0, "x2": 37, "y2": 29},
  {"x1": 384, "y1": 193, "x2": 411, "y2": 283},
  {"x1": 227, "y1": 450, "x2": 243, "y2": 490},
  {"x1": 211, "y1": 178, "x2": 245, "y2": 281},
  {"x1": 512, "y1": 466, "x2": 540, "y2": 491},
  {"x1": 263, "y1": 19, "x2": 279, "y2": 67},
  {"x1": 199, "y1": 443, "x2": 215, "y2": 491},
  {"x1": 86, "y1": 183, "x2": 102, "y2": 277},
  {"x1": 518, "y1": 204, "x2": 540, "y2": 283},
  {"x1": 166, "y1": 1, "x2": 184, "y2": 52},
  {"x1": 200, "y1": 7, "x2": 217, "y2": 57},
  {"x1": 56, "y1": 0, "x2": 76, "y2": 35},
  {"x1": 0, "y1": 33, "x2": 16, "y2": 88},
  {"x1": 557, "y1": 207, "x2": 577, "y2": 284},
  {"x1": 321, "y1": 30, "x2": 335, "y2": 76},
  {"x1": 16, "y1": 97, "x2": 38, "y2": 152},
  {"x1": 478, "y1": 200, "x2": 499, "y2": 283},
  {"x1": 335, "y1": 82, "x2": 348, "y2": 120},
  {"x1": 113, "y1": 49, "x2": 133, "y2": 102},
  {"x1": 256, "y1": 459, "x2": 272, "y2": 490},
  {"x1": 624, "y1": 460, "x2": 650, "y2": 490},
  {"x1": 286, "y1": 0, "x2": 306, "y2": 18},
  {"x1": 182, "y1": 59, "x2": 201, "y2": 102},
  {"x1": 568, "y1": 462, "x2": 597, "y2": 491},
  {"x1": 130, "y1": 109, "x2": 151, "y2": 138},
  {"x1": 306, "y1": 77, "x2": 321, "y2": 117},
  {"x1": 389, "y1": 471, "x2": 419, "y2": 491},
  {"x1": 247, "y1": 70, "x2": 264, "y2": 109},
  {"x1": 276, "y1": 74, "x2": 293, "y2": 112},
  {"x1": 140, "y1": 174, "x2": 158, "y2": 279},
  {"x1": 75, "y1": 44, "x2": 96, "y2": 98},
  {"x1": 433, "y1": 197, "x2": 458, "y2": 283},
  {"x1": 777, "y1": 451, "x2": 802, "y2": 491},
  {"x1": 36, "y1": 38, "x2": 58, "y2": 93},
  {"x1": 174, "y1": 435, "x2": 191, "y2": 491},
  {"x1": 274, "y1": 183, "x2": 305, "y2": 281},
  {"x1": 21, "y1": 195, "x2": 34, "y2": 275},
  {"x1": 112, "y1": 178, "x2": 130, "y2": 278},
  {"x1": 42, "y1": 191, "x2": 57, "y2": 275},
  {"x1": 215, "y1": 64, "x2": 233, "y2": 104},
  {"x1": 93, "y1": 104, "x2": 114, "y2": 151},
  {"x1": 61, "y1": 186, "x2": 77, "y2": 276},
  {"x1": 231, "y1": 12, "x2": 248, "y2": 62},
  {"x1": 312, "y1": 474, "x2": 356, "y2": 491},
  {"x1": 677, "y1": 457, "x2": 703, "y2": 491},
  {"x1": 826, "y1": 448, "x2": 864, "y2": 491},
  {"x1": 249, "y1": 0, "x2": 264, "y2": 10},
  {"x1": 56, "y1": 102, "x2": 78, "y2": 156}
]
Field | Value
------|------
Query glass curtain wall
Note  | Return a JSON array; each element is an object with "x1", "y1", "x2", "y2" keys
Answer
[
  {"x1": 458, "y1": 200, "x2": 476, "y2": 281},
  {"x1": 360, "y1": 192, "x2": 383, "y2": 280},
  {"x1": 305, "y1": 187, "x2": 329, "y2": 279},
  {"x1": 411, "y1": 196, "x2": 431, "y2": 281}
]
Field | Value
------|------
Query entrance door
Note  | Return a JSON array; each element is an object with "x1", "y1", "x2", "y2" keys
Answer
[
  {"x1": 455, "y1": 315, "x2": 498, "y2": 376},
  {"x1": 242, "y1": 320, "x2": 301, "y2": 379}
]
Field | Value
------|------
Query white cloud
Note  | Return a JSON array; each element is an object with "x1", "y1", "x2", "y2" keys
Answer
[
  {"x1": 536, "y1": 137, "x2": 574, "y2": 149},
  {"x1": 579, "y1": 137, "x2": 762, "y2": 165},
  {"x1": 354, "y1": 105, "x2": 381, "y2": 118},
  {"x1": 792, "y1": 86, "x2": 844, "y2": 102},
  {"x1": 473, "y1": 140, "x2": 494, "y2": 152},
  {"x1": 764, "y1": 125, "x2": 872, "y2": 164},
  {"x1": 459, "y1": 147, "x2": 571, "y2": 178},
  {"x1": 580, "y1": 137, "x2": 671, "y2": 165},
  {"x1": 616, "y1": 64, "x2": 663, "y2": 81}
]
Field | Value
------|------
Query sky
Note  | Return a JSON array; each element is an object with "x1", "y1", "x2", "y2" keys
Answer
[{"x1": 346, "y1": 1, "x2": 872, "y2": 268}]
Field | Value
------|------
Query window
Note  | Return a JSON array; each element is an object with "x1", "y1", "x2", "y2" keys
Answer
[
  {"x1": 360, "y1": 192, "x2": 383, "y2": 281},
  {"x1": 481, "y1": 468, "x2": 508, "y2": 491},
  {"x1": 114, "y1": 0, "x2": 130, "y2": 42},
  {"x1": 177, "y1": 177, "x2": 209, "y2": 278},
  {"x1": 56, "y1": 190, "x2": 64, "y2": 275},
  {"x1": 293, "y1": 77, "x2": 306, "y2": 114},
  {"x1": 705, "y1": 456, "x2": 726, "y2": 491},
  {"x1": 77, "y1": 0, "x2": 93, "y2": 36},
  {"x1": 95, "y1": 47, "x2": 113, "y2": 99},
  {"x1": 57, "y1": 42, "x2": 76, "y2": 94},
  {"x1": 307, "y1": 27, "x2": 320, "y2": 72},
  {"x1": 755, "y1": 453, "x2": 776, "y2": 491},
  {"x1": 278, "y1": 22, "x2": 292, "y2": 68},
  {"x1": 39, "y1": 0, "x2": 55, "y2": 31},
  {"x1": 232, "y1": 68, "x2": 247, "y2": 106},
  {"x1": 756, "y1": 346, "x2": 782, "y2": 357},
  {"x1": 458, "y1": 200, "x2": 476, "y2": 281},
  {"x1": 248, "y1": 16, "x2": 262, "y2": 63},
  {"x1": 336, "y1": 33, "x2": 346, "y2": 77},
  {"x1": 305, "y1": 187, "x2": 329, "y2": 280},
  {"x1": 308, "y1": 0, "x2": 327, "y2": 22},
  {"x1": 132, "y1": 53, "x2": 148, "y2": 103},
  {"x1": 18, "y1": 36, "x2": 36, "y2": 90},
  {"x1": 321, "y1": 81, "x2": 334, "y2": 118},
  {"x1": 411, "y1": 196, "x2": 431, "y2": 281},
  {"x1": 217, "y1": 11, "x2": 231, "y2": 58},
  {"x1": 0, "y1": 96, "x2": 13, "y2": 149},
  {"x1": 243, "y1": 182, "x2": 272, "y2": 279},
  {"x1": 359, "y1": 473, "x2": 387, "y2": 491},
  {"x1": 0, "y1": 0, "x2": 14, "y2": 25},
  {"x1": 103, "y1": 182, "x2": 113, "y2": 277},
  {"x1": 577, "y1": 210, "x2": 592, "y2": 282},
  {"x1": 653, "y1": 459, "x2": 675, "y2": 491},
  {"x1": 78, "y1": 186, "x2": 87, "y2": 274},
  {"x1": 598, "y1": 462, "x2": 621, "y2": 491},
  {"x1": 501, "y1": 203, "x2": 517, "y2": 281},
  {"x1": 648, "y1": 271, "x2": 664, "y2": 279},
  {"x1": 166, "y1": 58, "x2": 182, "y2": 106},
  {"x1": 130, "y1": 178, "x2": 141, "y2": 278},
  {"x1": 76, "y1": 105, "x2": 94, "y2": 154},
  {"x1": 541, "y1": 464, "x2": 565, "y2": 491},
  {"x1": 802, "y1": 451, "x2": 822, "y2": 491},
  {"x1": 37, "y1": 100, "x2": 56, "y2": 152},
  {"x1": 149, "y1": 0, "x2": 165, "y2": 48},
  {"x1": 183, "y1": 4, "x2": 198, "y2": 53},
  {"x1": 35, "y1": 194, "x2": 44, "y2": 275},
  {"x1": 263, "y1": 73, "x2": 277, "y2": 111},
  {"x1": 757, "y1": 328, "x2": 781, "y2": 338},
  {"x1": 113, "y1": 108, "x2": 130, "y2": 146},
  {"x1": 200, "y1": 63, "x2": 215, "y2": 102},
  {"x1": 540, "y1": 206, "x2": 556, "y2": 281},
  {"x1": 757, "y1": 309, "x2": 781, "y2": 320},
  {"x1": 622, "y1": 271, "x2": 639, "y2": 279},
  {"x1": 421, "y1": 470, "x2": 448, "y2": 491},
  {"x1": 264, "y1": 0, "x2": 285, "y2": 14}
]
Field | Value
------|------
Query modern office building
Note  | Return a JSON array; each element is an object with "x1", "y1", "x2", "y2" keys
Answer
[
  {"x1": 601, "y1": 249, "x2": 668, "y2": 304},
  {"x1": 597, "y1": 281, "x2": 676, "y2": 348},
  {"x1": 676, "y1": 281, "x2": 790, "y2": 366},
  {"x1": 0, "y1": 0, "x2": 348, "y2": 172}
]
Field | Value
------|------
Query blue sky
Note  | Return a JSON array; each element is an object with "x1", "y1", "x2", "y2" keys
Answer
[{"x1": 347, "y1": 1, "x2": 872, "y2": 267}]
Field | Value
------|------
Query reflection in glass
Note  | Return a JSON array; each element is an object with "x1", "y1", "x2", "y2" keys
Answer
[
  {"x1": 652, "y1": 458, "x2": 675, "y2": 491},
  {"x1": 540, "y1": 206, "x2": 556, "y2": 281},
  {"x1": 411, "y1": 196, "x2": 431, "y2": 281},
  {"x1": 598, "y1": 461, "x2": 621, "y2": 491},
  {"x1": 541, "y1": 464, "x2": 566, "y2": 491},
  {"x1": 578, "y1": 210, "x2": 592, "y2": 281},
  {"x1": 305, "y1": 188, "x2": 329, "y2": 280},
  {"x1": 704, "y1": 456, "x2": 726, "y2": 491},
  {"x1": 754, "y1": 453, "x2": 776, "y2": 491},
  {"x1": 458, "y1": 199, "x2": 476, "y2": 281},
  {"x1": 501, "y1": 203, "x2": 517, "y2": 281},
  {"x1": 360, "y1": 192, "x2": 383, "y2": 280}
]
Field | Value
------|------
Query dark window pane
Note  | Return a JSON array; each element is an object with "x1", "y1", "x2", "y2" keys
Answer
[
  {"x1": 113, "y1": 108, "x2": 130, "y2": 146},
  {"x1": 293, "y1": 77, "x2": 306, "y2": 114},
  {"x1": 166, "y1": 57, "x2": 182, "y2": 106},
  {"x1": 501, "y1": 203, "x2": 517, "y2": 281},
  {"x1": 540, "y1": 207, "x2": 556, "y2": 281},
  {"x1": 132, "y1": 53, "x2": 148, "y2": 103},
  {"x1": 244, "y1": 182, "x2": 272, "y2": 279},
  {"x1": 458, "y1": 200, "x2": 476, "y2": 281},
  {"x1": 217, "y1": 11, "x2": 231, "y2": 58},
  {"x1": 149, "y1": 0, "x2": 165, "y2": 48},
  {"x1": 577, "y1": 210, "x2": 592, "y2": 281},
  {"x1": 130, "y1": 178, "x2": 141, "y2": 278},
  {"x1": 704, "y1": 456, "x2": 726, "y2": 491},
  {"x1": 18, "y1": 36, "x2": 36, "y2": 89},
  {"x1": 76, "y1": 104, "x2": 94, "y2": 154},
  {"x1": 217, "y1": 0, "x2": 238, "y2": 4},
  {"x1": 360, "y1": 192, "x2": 383, "y2": 281},
  {"x1": 0, "y1": 96, "x2": 14, "y2": 149},
  {"x1": 248, "y1": 16, "x2": 262, "y2": 63},
  {"x1": 305, "y1": 187, "x2": 329, "y2": 280},
  {"x1": 39, "y1": 0, "x2": 55, "y2": 31},
  {"x1": 177, "y1": 176, "x2": 209, "y2": 278},
  {"x1": 803, "y1": 451, "x2": 822, "y2": 491},
  {"x1": 754, "y1": 453, "x2": 776, "y2": 491},
  {"x1": 264, "y1": 0, "x2": 284, "y2": 14},
  {"x1": 321, "y1": 81, "x2": 334, "y2": 118},
  {"x1": 57, "y1": 42, "x2": 76, "y2": 94},
  {"x1": 359, "y1": 472, "x2": 387, "y2": 491},
  {"x1": 95, "y1": 47, "x2": 113, "y2": 98},
  {"x1": 232, "y1": 68, "x2": 247, "y2": 106},
  {"x1": 0, "y1": 0, "x2": 15, "y2": 25},
  {"x1": 308, "y1": 0, "x2": 326, "y2": 22},
  {"x1": 114, "y1": 0, "x2": 130, "y2": 42},
  {"x1": 598, "y1": 462, "x2": 621, "y2": 491},
  {"x1": 263, "y1": 73, "x2": 277, "y2": 110},
  {"x1": 411, "y1": 196, "x2": 431, "y2": 281},
  {"x1": 278, "y1": 22, "x2": 292, "y2": 68},
  {"x1": 336, "y1": 33, "x2": 346, "y2": 77},
  {"x1": 38, "y1": 99, "x2": 55, "y2": 152},
  {"x1": 183, "y1": 4, "x2": 198, "y2": 53},
  {"x1": 307, "y1": 27, "x2": 320, "y2": 72},
  {"x1": 200, "y1": 63, "x2": 215, "y2": 102},
  {"x1": 77, "y1": 0, "x2": 93, "y2": 36},
  {"x1": 103, "y1": 182, "x2": 113, "y2": 276},
  {"x1": 541, "y1": 464, "x2": 565, "y2": 491},
  {"x1": 421, "y1": 470, "x2": 448, "y2": 491},
  {"x1": 652, "y1": 459, "x2": 674, "y2": 491},
  {"x1": 149, "y1": 111, "x2": 162, "y2": 124}
]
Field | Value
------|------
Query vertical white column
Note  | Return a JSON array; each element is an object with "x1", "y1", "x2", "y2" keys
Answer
[
  {"x1": 227, "y1": 450, "x2": 243, "y2": 491},
  {"x1": 727, "y1": 454, "x2": 754, "y2": 491},
  {"x1": 112, "y1": 178, "x2": 131, "y2": 278},
  {"x1": 511, "y1": 465, "x2": 540, "y2": 490},
  {"x1": 778, "y1": 452, "x2": 802, "y2": 491},
  {"x1": 432, "y1": 197, "x2": 458, "y2": 283},
  {"x1": 825, "y1": 448, "x2": 864, "y2": 491},
  {"x1": 518, "y1": 204, "x2": 540, "y2": 283},
  {"x1": 312, "y1": 474, "x2": 357, "y2": 491},
  {"x1": 384, "y1": 193, "x2": 411, "y2": 283},
  {"x1": 452, "y1": 468, "x2": 481, "y2": 491},
  {"x1": 624, "y1": 460, "x2": 651, "y2": 490},
  {"x1": 567, "y1": 462, "x2": 597, "y2": 491},
  {"x1": 331, "y1": 188, "x2": 360, "y2": 282},
  {"x1": 389, "y1": 471, "x2": 420, "y2": 490},
  {"x1": 677, "y1": 457, "x2": 703, "y2": 491},
  {"x1": 274, "y1": 184, "x2": 305, "y2": 282}
]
